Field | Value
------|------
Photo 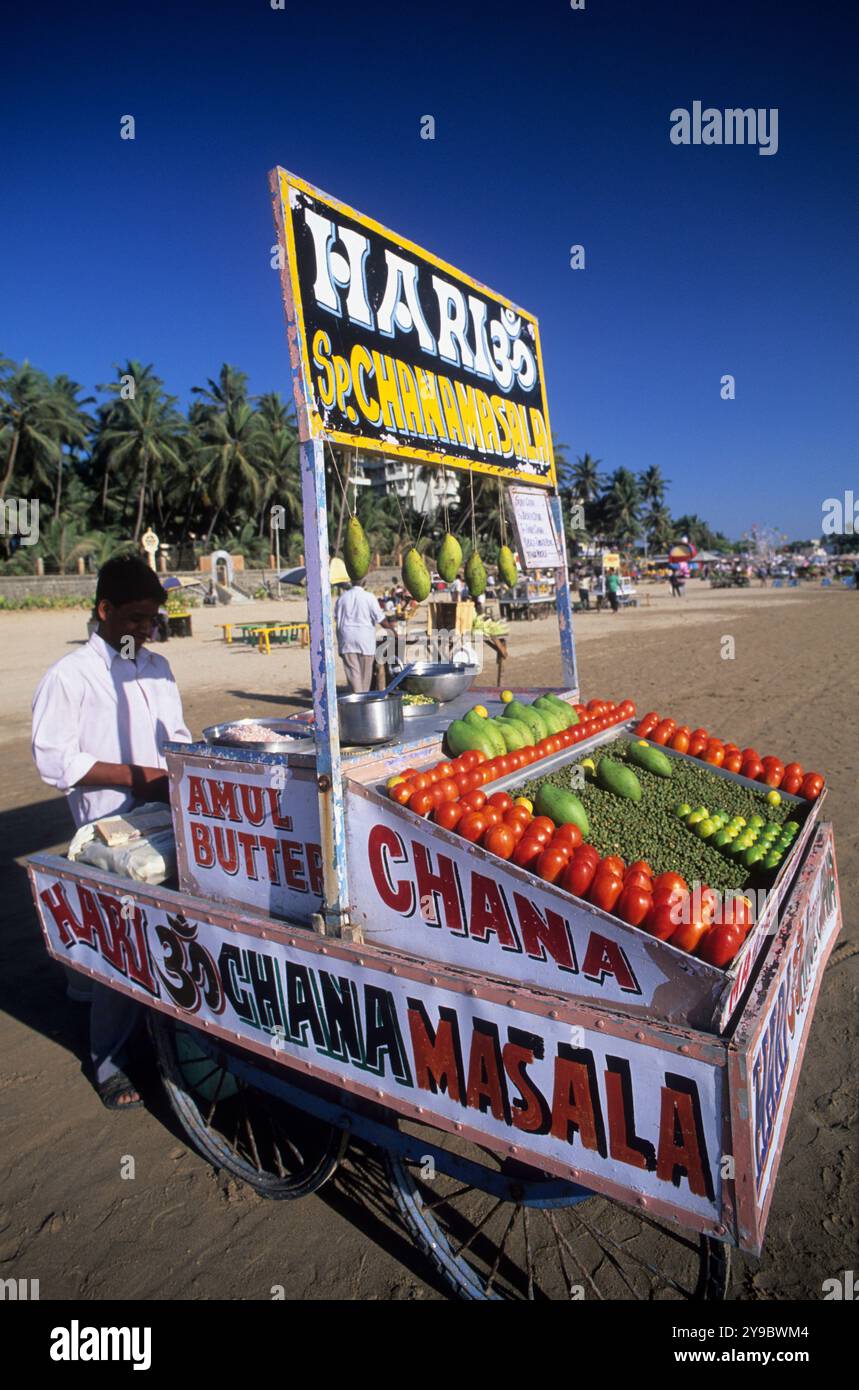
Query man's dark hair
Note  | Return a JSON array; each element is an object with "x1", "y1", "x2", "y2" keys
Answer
[{"x1": 96, "y1": 554, "x2": 166, "y2": 607}]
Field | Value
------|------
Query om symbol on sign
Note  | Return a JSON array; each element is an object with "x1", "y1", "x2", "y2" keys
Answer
[{"x1": 155, "y1": 912, "x2": 225, "y2": 1015}]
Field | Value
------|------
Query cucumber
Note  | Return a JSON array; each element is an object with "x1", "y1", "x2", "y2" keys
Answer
[
  {"x1": 596, "y1": 757, "x2": 642, "y2": 802},
  {"x1": 626, "y1": 741, "x2": 673, "y2": 778},
  {"x1": 504, "y1": 700, "x2": 548, "y2": 740},
  {"x1": 491, "y1": 718, "x2": 529, "y2": 752},
  {"x1": 445, "y1": 719, "x2": 497, "y2": 761},
  {"x1": 544, "y1": 693, "x2": 579, "y2": 725},
  {"x1": 532, "y1": 699, "x2": 566, "y2": 734},
  {"x1": 535, "y1": 782, "x2": 590, "y2": 836}
]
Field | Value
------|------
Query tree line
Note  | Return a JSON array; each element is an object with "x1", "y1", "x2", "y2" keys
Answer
[{"x1": 0, "y1": 354, "x2": 731, "y2": 575}]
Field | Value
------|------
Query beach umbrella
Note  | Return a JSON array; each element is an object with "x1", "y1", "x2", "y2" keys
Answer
[
  {"x1": 161, "y1": 576, "x2": 182, "y2": 590},
  {"x1": 279, "y1": 566, "x2": 307, "y2": 585}
]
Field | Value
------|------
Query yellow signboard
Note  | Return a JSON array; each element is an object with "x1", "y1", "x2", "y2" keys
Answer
[{"x1": 270, "y1": 167, "x2": 555, "y2": 488}]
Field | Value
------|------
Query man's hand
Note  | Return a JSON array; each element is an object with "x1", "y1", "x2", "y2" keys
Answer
[{"x1": 76, "y1": 762, "x2": 171, "y2": 803}]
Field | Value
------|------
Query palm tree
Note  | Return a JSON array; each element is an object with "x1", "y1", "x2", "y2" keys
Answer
[
  {"x1": 0, "y1": 363, "x2": 66, "y2": 501},
  {"x1": 97, "y1": 373, "x2": 184, "y2": 541},
  {"x1": 571, "y1": 453, "x2": 603, "y2": 505},
  {"x1": 601, "y1": 467, "x2": 641, "y2": 549},
  {"x1": 644, "y1": 501, "x2": 674, "y2": 554},
  {"x1": 50, "y1": 374, "x2": 93, "y2": 520},
  {"x1": 35, "y1": 516, "x2": 100, "y2": 574},
  {"x1": 191, "y1": 366, "x2": 266, "y2": 544},
  {"x1": 638, "y1": 464, "x2": 669, "y2": 508}
]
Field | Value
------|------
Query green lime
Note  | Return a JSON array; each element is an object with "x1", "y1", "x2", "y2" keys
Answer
[
  {"x1": 744, "y1": 845, "x2": 766, "y2": 867},
  {"x1": 749, "y1": 814, "x2": 765, "y2": 829},
  {"x1": 733, "y1": 816, "x2": 747, "y2": 828},
  {"x1": 714, "y1": 810, "x2": 729, "y2": 824},
  {"x1": 784, "y1": 821, "x2": 800, "y2": 836},
  {"x1": 675, "y1": 803, "x2": 692, "y2": 818},
  {"x1": 764, "y1": 822, "x2": 780, "y2": 837},
  {"x1": 695, "y1": 806, "x2": 710, "y2": 818},
  {"x1": 713, "y1": 830, "x2": 732, "y2": 848},
  {"x1": 697, "y1": 818, "x2": 717, "y2": 839},
  {"x1": 687, "y1": 811, "x2": 706, "y2": 826},
  {"x1": 764, "y1": 851, "x2": 783, "y2": 870}
]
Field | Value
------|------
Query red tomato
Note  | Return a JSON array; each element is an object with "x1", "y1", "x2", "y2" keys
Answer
[
  {"x1": 722, "y1": 744, "x2": 740, "y2": 756},
  {"x1": 634, "y1": 718, "x2": 657, "y2": 737},
  {"x1": 471, "y1": 750, "x2": 487, "y2": 766},
  {"x1": 600, "y1": 854, "x2": 626, "y2": 878},
  {"x1": 587, "y1": 698, "x2": 604, "y2": 714},
  {"x1": 433, "y1": 762, "x2": 453, "y2": 780},
  {"x1": 698, "y1": 922, "x2": 744, "y2": 968},
  {"x1": 434, "y1": 801, "x2": 464, "y2": 831},
  {"x1": 575, "y1": 843, "x2": 601, "y2": 866},
  {"x1": 409, "y1": 773, "x2": 430, "y2": 792},
  {"x1": 537, "y1": 847, "x2": 568, "y2": 883},
  {"x1": 552, "y1": 823, "x2": 583, "y2": 849},
  {"x1": 409, "y1": 790, "x2": 435, "y2": 816},
  {"x1": 783, "y1": 762, "x2": 804, "y2": 781},
  {"x1": 589, "y1": 873, "x2": 624, "y2": 914},
  {"x1": 623, "y1": 869, "x2": 653, "y2": 893},
  {"x1": 617, "y1": 885, "x2": 653, "y2": 927},
  {"x1": 800, "y1": 772, "x2": 824, "y2": 800},
  {"x1": 495, "y1": 756, "x2": 511, "y2": 778},
  {"x1": 719, "y1": 894, "x2": 754, "y2": 933},
  {"x1": 644, "y1": 903, "x2": 677, "y2": 940},
  {"x1": 531, "y1": 816, "x2": 556, "y2": 838},
  {"x1": 436, "y1": 777, "x2": 460, "y2": 802},
  {"x1": 484, "y1": 824, "x2": 515, "y2": 859},
  {"x1": 699, "y1": 886, "x2": 720, "y2": 925},
  {"x1": 459, "y1": 812, "x2": 488, "y2": 842},
  {"x1": 618, "y1": 699, "x2": 636, "y2": 718},
  {"x1": 688, "y1": 735, "x2": 708, "y2": 758},
  {"x1": 559, "y1": 857, "x2": 591, "y2": 897},
  {"x1": 740, "y1": 748, "x2": 759, "y2": 763},
  {"x1": 669, "y1": 730, "x2": 690, "y2": 753},
  {"x1": 506, "y1": 805, "x2": 532, "y2": 828},
  {"x1": 763, "y1": 766, "x2": 784, "y2": 788},
  {"x1": 482, "y1": 806, "x2": 503, "y2": 828},
  {"x1": 628, "y1": 859, "x2": 653, "y2": 878},
  {"x1": 488, "y1": 790, "x2": 513, "y2": 812},
  {"x1": 429, "y1": 784, "x2": 450, "y2": 808},
  {"x1": 781, "y1": 772, "x2": 803, "y2": 795},
  {"x1": 460, "y1": 789, "x2": 487, "y2": 813},
  {"x1": 691, "y1": 728, "x2": 709, "y2": 742},
  {"x1": 761, "y1": 755, "x2": 784, "y2": 772},
  {"x1": 653, "y1": 871, "x2": 688, "y2": 900},
  {"x1": 704, "y1": 747, "x2": 725, "y2": 767},
  {"x1": 530, "y1": 824, "x2": 553, "y2": 846},
  {"x1": 723, "y1": 752, "x2": 743, "y2": 774},
  {"x1": 670, "y1": 917, "x2": 710, "y2": 954},
  {"x1": 424, "y1": 769, "x2": 441, "y2": 785},
  {"x1": 513, "y1": 835, "x2": 544, "y2": 868},
  {"x1": 391, "y1": 783, "x2": 413, "y2": 805},
  {"x1": 742, "y1": 758, "x2": 764, "y2": 781}
]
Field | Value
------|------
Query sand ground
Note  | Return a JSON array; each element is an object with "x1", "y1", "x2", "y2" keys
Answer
[{"x1": 1, "y1": 579, "x2": 856, "y2": 1300}]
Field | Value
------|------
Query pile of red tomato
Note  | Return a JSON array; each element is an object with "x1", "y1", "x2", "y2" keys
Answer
[
  {"x1": 388, "y1": 696, "x2": 637, "y2": 816},
  {"x1": 633, "y1": 712, "x2": 825, "y2": 800}
]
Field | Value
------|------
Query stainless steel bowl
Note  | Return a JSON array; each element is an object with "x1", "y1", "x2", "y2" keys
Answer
[
  {"x1": 203, "y1": 717, "x2": 315, "y2": 754},
  {"x1": 401, "y1": 698, "x2": 440, "y2": 719},
  {"x1": 401, "y1": 662, "x2": 478, "y2": 703},
  {"x1": 337, "y1": 691, "x2": 404, "y2": 745}
]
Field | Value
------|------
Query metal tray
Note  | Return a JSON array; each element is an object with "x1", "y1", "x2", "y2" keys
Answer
[
  {"x1": 202, "y1": 717, "x2": 315, "y2": 754},
  {"x1": 402, "y1": 699, "x2": 440, "y2": 719}
]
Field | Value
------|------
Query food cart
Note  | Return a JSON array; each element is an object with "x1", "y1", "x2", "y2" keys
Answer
[{"x1": 27, "y1": 168, "x2": 841, "y2": 1300}]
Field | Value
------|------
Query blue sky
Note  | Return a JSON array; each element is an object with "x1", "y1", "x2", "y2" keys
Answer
[{"x1": 1, "y1": 0, "x2": 856, "y2": 539}]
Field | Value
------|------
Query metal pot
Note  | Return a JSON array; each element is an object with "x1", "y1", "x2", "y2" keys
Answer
[
  {"x1": 337, "y1": 691, "x2": 404, "y2": 745},
  {"x1": 400, "y1": 662, "x2": 478, "y2": 703}
]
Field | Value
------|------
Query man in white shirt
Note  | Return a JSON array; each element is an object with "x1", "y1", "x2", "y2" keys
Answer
[
  {"x1": 32, "y1": 555, "x2": 192, "y2": 1110},
  {"x1": 334, "y1": 580, "x2": 398, "y2": 692}
]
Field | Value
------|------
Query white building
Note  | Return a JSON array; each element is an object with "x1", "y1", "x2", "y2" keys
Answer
[{"x1": 355, "y1": 451, "x2": 460, "y2": 516}]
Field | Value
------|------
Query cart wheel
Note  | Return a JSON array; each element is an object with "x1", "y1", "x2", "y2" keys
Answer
[
  {"x1": 385, "y1": 1133, "x2": 730, "y2": 1301},
  {"x1": 150, "y1": 1014, "x2": 346, "y2": 1199}
]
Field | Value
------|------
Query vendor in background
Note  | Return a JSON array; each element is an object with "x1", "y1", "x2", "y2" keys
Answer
[
  {"x1": 335, "y1": 579, "x2": 398, "y2": 693},
  {"x1": 31, "y1": 555, "x2": 192, "y2": 1111},
  {"x1": 606, "y1": 568, "x2": 621, "y2": 613},
  {"x1": 577, "y1": 570, "x2": 591, "y2": 610}
]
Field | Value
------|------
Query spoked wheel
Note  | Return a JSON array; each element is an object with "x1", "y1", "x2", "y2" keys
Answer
[
  {"x1": 150, "y1": 1014, "x2": 347, "y2": 1199},
  {"x1": 385, "y1": 1126, "x2": 730, "y2": 1301}
]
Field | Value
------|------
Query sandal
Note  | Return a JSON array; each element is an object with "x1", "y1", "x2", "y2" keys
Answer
[{"x1": 97, "y1": 1071, "x2": 143, "y2": 1110}]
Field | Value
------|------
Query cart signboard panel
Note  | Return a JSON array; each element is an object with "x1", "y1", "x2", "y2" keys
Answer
[
  {"x1": 728, "y1": 823, "x2": 841, "y2": 1254},
  {"x1": 271, "y1": 167, "x2": 555, "y2": 486},
  {"x1": 508, "y1": 487, "x2": 564, "y2": 569},
  {"x1": 166, "y1": 748, "x2": 323, "y2": 924},
  {"x1": 27, "y1": 855, "x2": 725, "y2": 1237}
]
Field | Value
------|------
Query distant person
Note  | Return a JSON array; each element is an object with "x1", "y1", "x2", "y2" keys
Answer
[
  {"x1": 335, "y1": 580, "x2": 397, "y2": 693},
  {"x1": 578, "y1": 572, "x2": 591, "y2": 610},
  {"x1": 449, "y1": 572, "x2": 466, "y2": 602},
  {"x1": 854, "y1": 562, "x2": 859, "y2": 590},
  {"x1": 31, "y1": 555, "x2": 192, "y2": 1111},
  {"x1": 606, "y1": 569, "x2": 621, "y2": 613}
]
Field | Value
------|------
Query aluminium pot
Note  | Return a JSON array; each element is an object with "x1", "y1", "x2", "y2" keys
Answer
[{"x1": 337, "y1": 691, "x2": 404, "y2": 745}]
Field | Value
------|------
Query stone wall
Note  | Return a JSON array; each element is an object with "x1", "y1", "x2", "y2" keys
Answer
[{"x1": 0, "y1": 569, "x2": 281, "y2": 604}]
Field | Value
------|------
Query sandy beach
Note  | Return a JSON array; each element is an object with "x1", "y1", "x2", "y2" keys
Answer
[{"x1": 1, "y1": 578, "x2": 856, "y2": 1300}]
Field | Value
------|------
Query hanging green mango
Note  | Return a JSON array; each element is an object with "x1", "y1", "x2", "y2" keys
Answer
[
  {"x1": 402, "y1": 545, "x2": 431, "y2": 601},
  {"x1": 498, "y1": 544, "x2": 518, "y2": 588},
  {"x1": 437, "y1": 532, "x2": 462, "y2": 583},
  {"x1": 344, "y1": 516, "x2": 370, "y2": 581},
  {"x1": 465, "y1": 550, "x2": 487, "y2": 598}
]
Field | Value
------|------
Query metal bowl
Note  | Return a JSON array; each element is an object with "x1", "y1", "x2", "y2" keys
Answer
[
  {"x1": 203, "y1": 717, "x2": 315, "y2": 754},
  {"x1": 401, "y1": 698, "x2": 440, "y2": 719},
  {"x1": 401, "y1": 662, "x2": 478, "y2": 703},
  {"x1": 337, "y1": 691, "x2": 404, "y2": 746}
]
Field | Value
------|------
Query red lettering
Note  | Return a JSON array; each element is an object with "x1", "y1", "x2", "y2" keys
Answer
[
  {"x1": 306, "y1": 843, "x2": 323, "y2": 896},
  {"x1": 281, "y1": 841, "x2": 308, "y2": 892},
  {"x1": 209, "y1": 779, "x2": 240, "y2": 822},
  {"x1": 258, "y1": 835, "x2": 281, "y2": 884},
  {"x1": 368, "y1": 825, "x2": 414, "y2": 914},
  {"x1": 655, "y1": 1084, "x2": 710, "y2": 1198},
  {"x1": 93, "y1": 893, "x2": 129, "y2": 970},
  {"x1": 191, "y1": 820, "x2": 214, "y2": 868},
  {"x1": 237, "y1": 831, "x2": 260, "y2": 879},
  {"x1": 503, "y1": 1039, "x2": 550, "y2": 1133},
  {"x1": 550, "y1": 1054, "x2": 602, "y2": 1151},
  {"x1": 513, "y1": 891, "x2": 576, "y2": 971},
  {"x1": 213, "y1": 826, "x2": 239, "y2": 875},
  {"x1": 239, "y1": 784, "x2": 266, "y2": 826},
  {"x1": 581, "y1": 933, "x2": 639, "y2": 993},
  {"x1": 604, "y1": 1064, "x2": 653, "y2": 1170},
  {"x1": 96, "y1": 894, "x2": 156, "y2": 992},
  {"x1": 267, "y1": 787, "x2": 294, "y2": 830},
  {"x1": 407, "y1": 1003, "x2": 463, "y2": 1102},
  {"x1": 469, "y1": 873, "x2": 519, "y2": 949},
  {"x1": 186, "y1": 774, "x2": 210, "y2": 817},
  {"x1": 465, "y1": 1023, "x2": 510, "y2": 1122},
  {"x1": 413, "y1": 841, "x2": 462, "y2": 931},
  {"x1": 39, "y1": 882, "x2": 83, "y2": 947},
  {"x1": 76, "y1": 885, "x2": 105, "y2": 947}
]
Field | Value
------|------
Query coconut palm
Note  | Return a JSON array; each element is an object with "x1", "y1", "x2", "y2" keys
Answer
[
  {"x1": 97, "y1": 374, "x2": 185, "y2": 541},
  {"x1": 601, "y1": 467, "x2": 642, "y2": 548},
  {"x1": 191, "y1": 366, "x2": 268, "y2": 544},
  {"x1": 49, "y1": 374, "x2": 94, "y2": 520},
  {"x1": 0, "y1": 363, "x2": 67, "y2": 502},
  {"x1": 638, "y1": 464, "x2": 669, "y2": 507}
]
